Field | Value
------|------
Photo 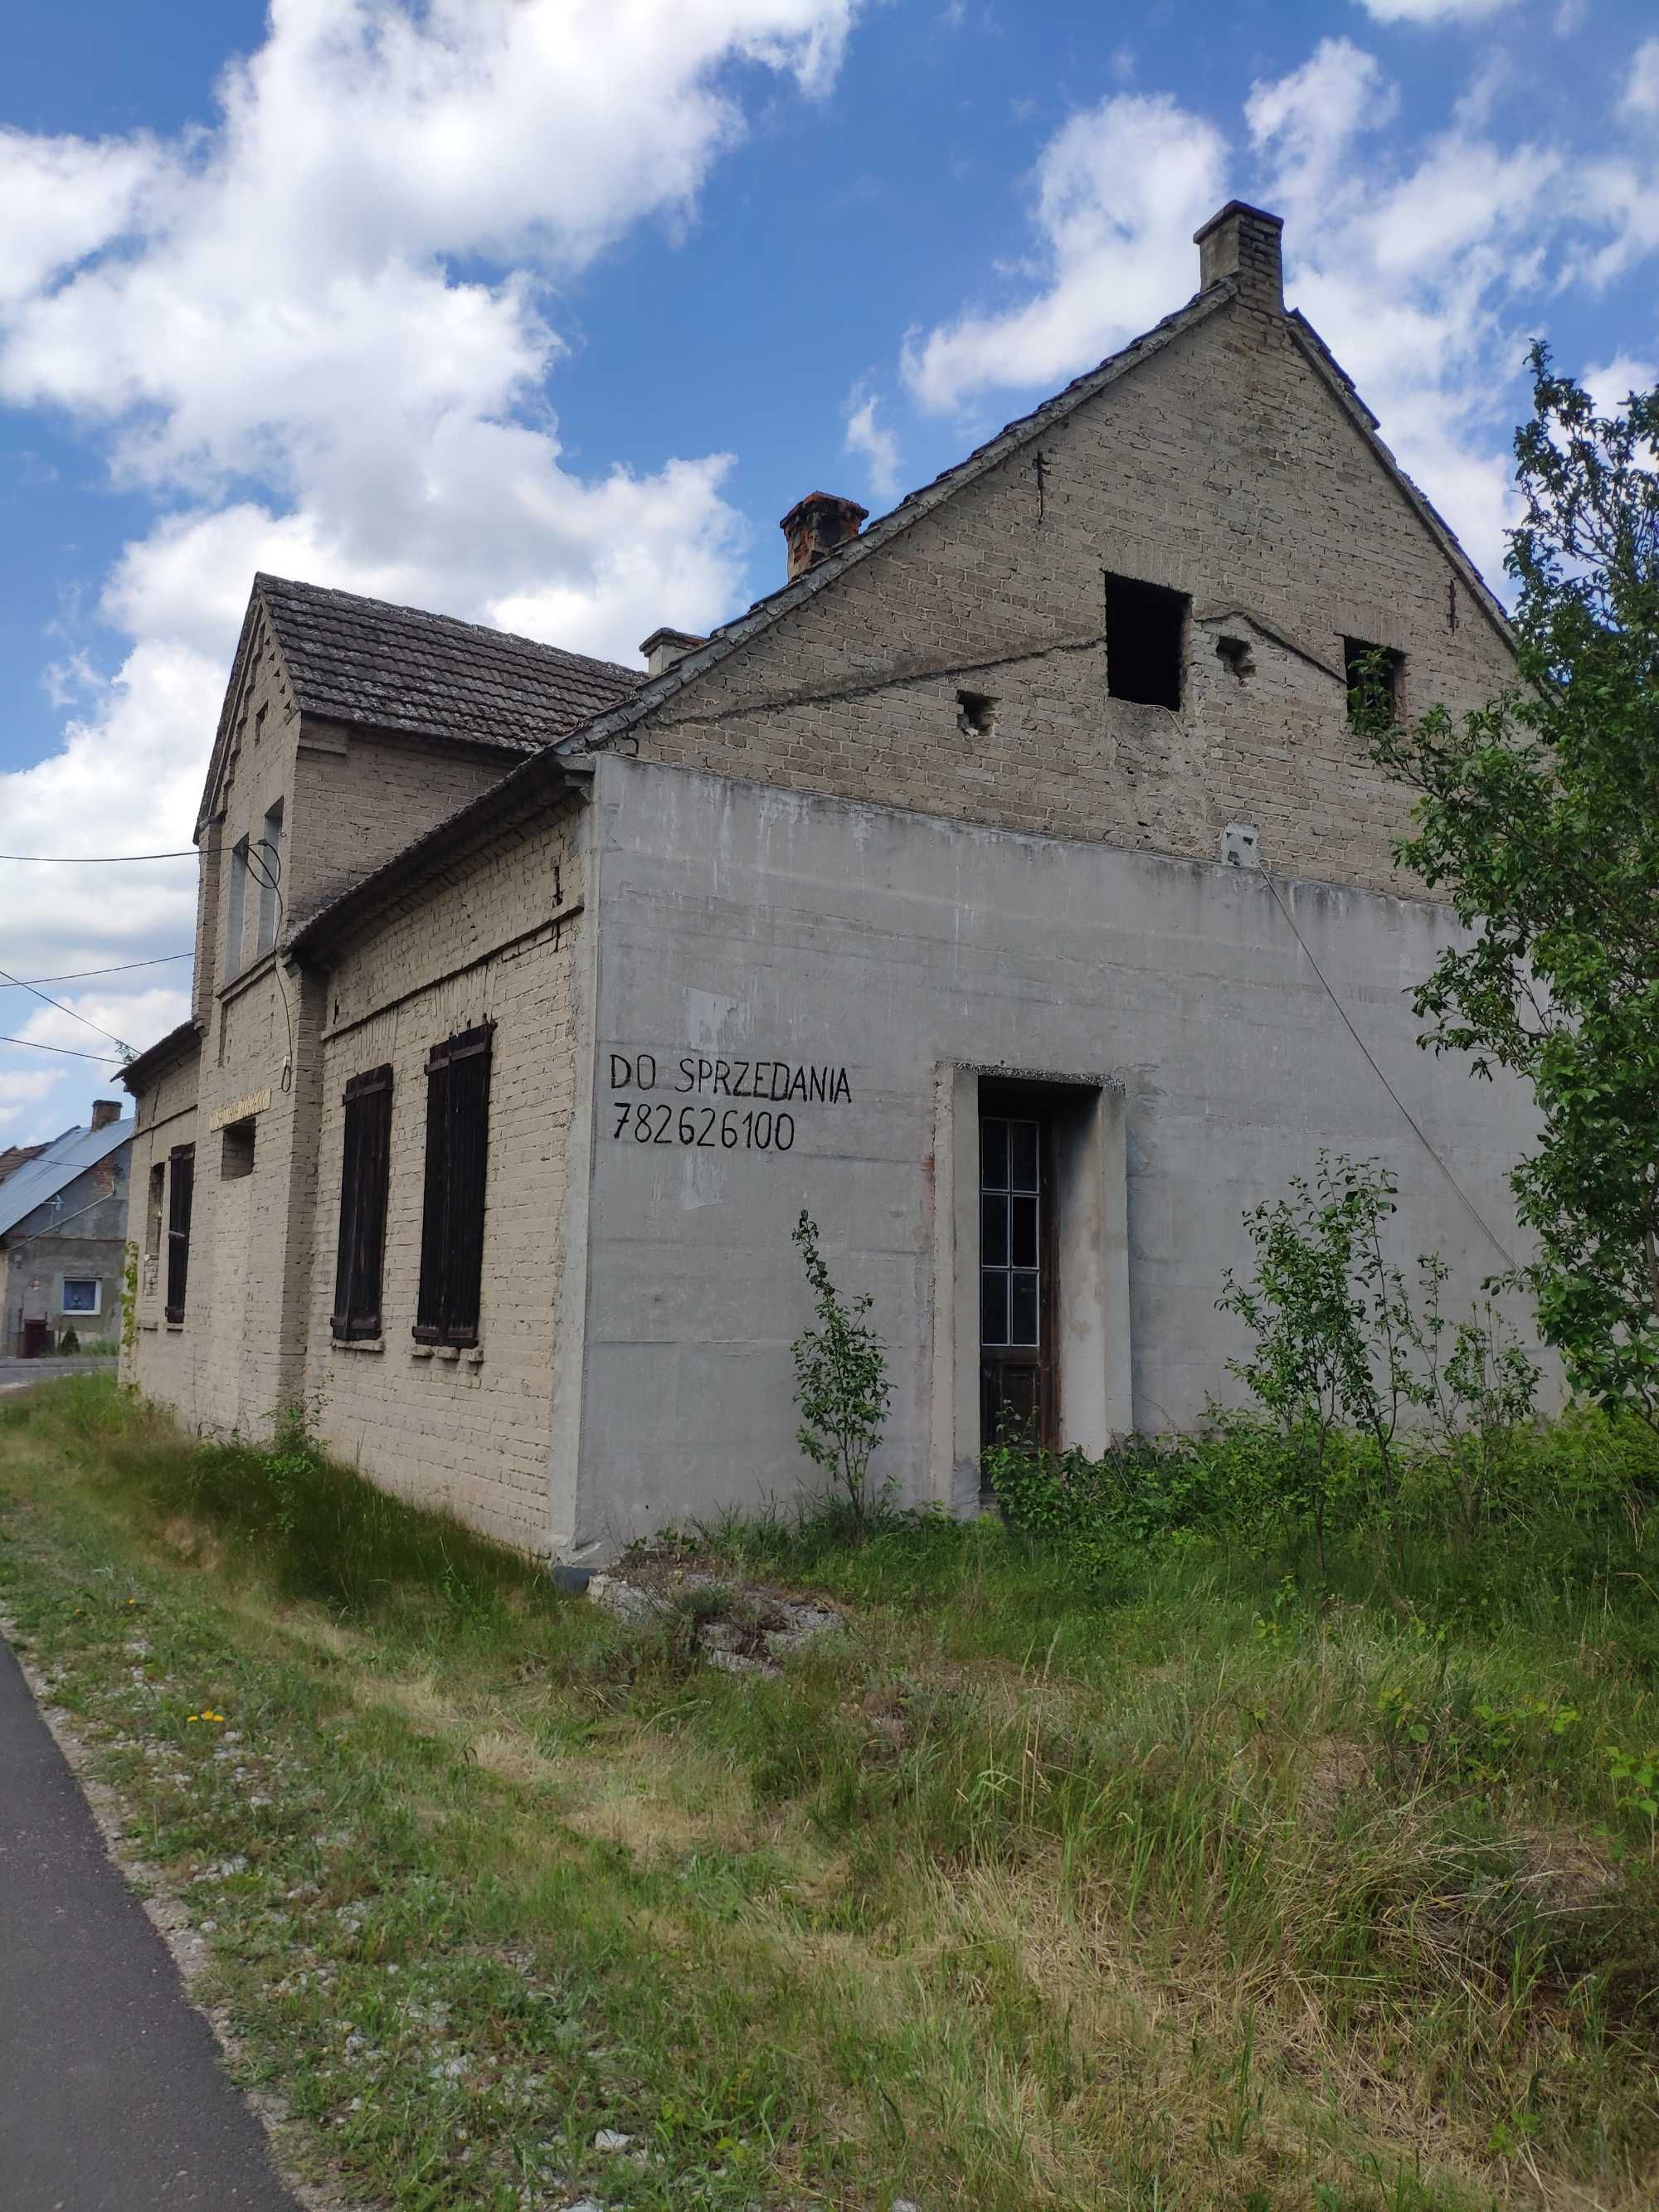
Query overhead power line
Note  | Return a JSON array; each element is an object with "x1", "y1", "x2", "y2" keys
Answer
[
  {"x1": 0, "y1": 848, "x2": 195, "y2": 863},
  {"x1": 0, "y1": 1034, "x2": 126, "y2": 1063},
  {"x1": 7, "y1": 951, "x2": 193, "y2": 985},
  {"x1": 0, "y1": 963, "x2": 134, "y2": 1054}
]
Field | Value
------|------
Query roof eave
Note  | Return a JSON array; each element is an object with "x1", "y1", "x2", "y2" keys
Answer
[
  {"x1": 1282, "y1": 310, "x2": 1515, "y2": 648},
  {"x1": 119, "y1": 1018, "x2": 203, "y2": 1094}
]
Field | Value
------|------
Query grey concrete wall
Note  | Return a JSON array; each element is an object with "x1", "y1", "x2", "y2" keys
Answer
[{"x1": 570, "y1": 754, "x2": 1536, "y2": 1552}]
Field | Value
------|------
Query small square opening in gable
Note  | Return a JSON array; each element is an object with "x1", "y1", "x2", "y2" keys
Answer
[
  {"x1": 1343, "y1": 637, "x2": 1404, "y2": 727},
  {"x1": 1105, "y1": 574, "x2": 1187, "y2": 710}
]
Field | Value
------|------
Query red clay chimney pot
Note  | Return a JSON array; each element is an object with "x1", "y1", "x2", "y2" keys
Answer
[{"x1": 780, "y1": 492, "x2": 868, "y2": 585}]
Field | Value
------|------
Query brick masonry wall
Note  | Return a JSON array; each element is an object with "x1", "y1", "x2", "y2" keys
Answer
[
  {"x1": 134, "y1": 601, "x2": 529, "y2": 1451},
  {"x1": 633, "y1": 297, "x2": 1515, "y2": 895},
  {"x1": 124, "y1": 1048, "x2": 204, "y2": 1415},
  {"x1": 301, "y1": 798, "x2": 586, "y2": 1553},
  {"x1": 205, "y1": 605, "x2": 518, "y2": 994},
  {"x1": 290, "y1": 726, "x2": 511, "y2": 922}
]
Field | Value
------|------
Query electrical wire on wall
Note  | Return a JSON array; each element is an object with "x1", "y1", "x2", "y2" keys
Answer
[
  {"x1": 244, "y1": 835, "x2": 295, "y2": 1093},
  {"x1": 1259, "y1": 866, "x2": 1518, "y2": 1274}
]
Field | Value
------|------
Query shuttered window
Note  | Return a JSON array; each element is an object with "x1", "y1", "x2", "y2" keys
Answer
[
  {"x1": 414, "y1": 1024, "x2": 493, "y2": 1348},
  {"x1": 331, "y1": 1065, "x2": 393, "y2": 1340},
  {"x1": 164, "y1": 1144, "x2": 195, "y2": 1323}
]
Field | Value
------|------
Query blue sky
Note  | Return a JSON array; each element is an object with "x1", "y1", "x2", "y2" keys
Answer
[{"x1": 2, "y1": 0, "x2": 1657, "y2": 1141}]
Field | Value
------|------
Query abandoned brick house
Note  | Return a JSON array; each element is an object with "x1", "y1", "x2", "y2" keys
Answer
[{"x1": 119, "y1": 203, "x2": 1538, "y2": 1558}]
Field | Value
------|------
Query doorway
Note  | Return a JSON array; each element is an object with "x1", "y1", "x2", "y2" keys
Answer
[{"x1": 978, "y1": 1090, "x2": 1056, "y2": 1451}]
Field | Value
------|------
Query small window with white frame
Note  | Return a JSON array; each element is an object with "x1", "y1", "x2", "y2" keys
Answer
[{"x1": 61, "y1": 1277, "x2": 100, "y2": 1316}]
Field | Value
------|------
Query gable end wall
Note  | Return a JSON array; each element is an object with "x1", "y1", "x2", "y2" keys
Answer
[{"x1": 633, "y1": 300, "x2": 1514, "y2": 895}]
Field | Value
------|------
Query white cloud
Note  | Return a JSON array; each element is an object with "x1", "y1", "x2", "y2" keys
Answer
[
  {"x1": 901, "y1": 93, "x2": 1228, "y2": 413},
  {"x1": 1243, "y1": 38, "x2": 1397, "y2": 202},
  {"x1": 896, "y1": 32, "x2": 1658, "y2": 602},
  {"x1": 1583, "y1": 354, "x2": 1659, "y2": 414},
  {"x1": 0, "y1": 1067, "x2": 60, "y2": 1126},
  {"x1": 16, "y1": 988, "x2": 192, "y2": 1067},
  {"x1": 1246, "y1": 41, "x2": 1564, "y2": 581},
  {"x1": 844, "y1": 383, "x2": 901, "y2": 504},
  {"x1": 0, "y1": 129, "x2": 162, "y2": 307},
  {"x1": 0, "y1": 0, "x2": 857, "y2": 1138},
  {"x1": 1352, "y1": 0, "x2": 1513, "y2": 22},
  {"x1": 1627, "y1": 40, "x2": 1659, "y2": 119}
]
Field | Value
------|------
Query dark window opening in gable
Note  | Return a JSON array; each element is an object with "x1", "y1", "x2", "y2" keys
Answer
[
  {"x1": 333, "y1": 1065, "x2": 393, "y2": 1342},
  {"x1": 221, "y1": 1119, "x2": 255, "y2": 1179},
  {"x1": 956, "y1": 688, "x2": 997, "y2": 737},
  {"x1": 1343, "y1": 637, "x2": 1404, "y2": 728},
  {"x1": 165, "y1": 1144, "x2": 194, "y2": 1324},
  {"x1": 414, "y1": 1026, "x2": 494, "y2": 1349},
  {"x1": 1106, "y1": 574, "x2": 1187, "y2": 710}
]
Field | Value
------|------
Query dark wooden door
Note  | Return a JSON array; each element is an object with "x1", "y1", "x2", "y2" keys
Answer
[{"x1": 979, "y1": 1103, "x2": 1056, "y2": 1451}]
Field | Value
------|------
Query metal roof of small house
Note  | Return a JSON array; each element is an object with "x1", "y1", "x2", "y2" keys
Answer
[{"x1": 0, "y1": 1116, "x2": 131, "y2": 1241}]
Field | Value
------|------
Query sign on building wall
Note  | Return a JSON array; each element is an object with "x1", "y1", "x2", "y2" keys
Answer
[
  {"x1": 208, "y1": 1088, "x2": 272, "y2": 1133},
  {"x1": 606, "y1": 1052, "x2": 852, "y2": 1156}
]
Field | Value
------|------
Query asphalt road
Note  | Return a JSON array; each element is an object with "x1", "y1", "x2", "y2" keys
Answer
[
  {"x1": 0, "y1": 1357, "x2": 110, "y2": 1390},
  {"x1": 0, "y1": 1636, "x2": 304, "y2": 2211}
]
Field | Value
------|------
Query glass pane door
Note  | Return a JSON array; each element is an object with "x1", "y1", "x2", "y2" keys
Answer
[{"x1": 979, "y1": 1106, "x2": 1053, "y2": 1452}]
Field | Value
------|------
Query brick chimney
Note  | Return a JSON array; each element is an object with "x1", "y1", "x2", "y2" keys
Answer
[
  {"x1": 638, "y1": 626, "x2": 706, "y2": 678},
  {"x1": 90, "y1": 1099, "x2": 122, "y2": 1131},
  {"x1": 1194, "y1": 201, "x2": 1284, "y2": 313},
  {"x1": 780, "y1": 493, "x2": 868, "y2": 585}
]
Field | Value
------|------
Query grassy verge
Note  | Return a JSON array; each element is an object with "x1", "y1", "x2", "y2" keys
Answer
[{"x1": 2, "y1": 1377, "x2": 1658, "y2": 2210}]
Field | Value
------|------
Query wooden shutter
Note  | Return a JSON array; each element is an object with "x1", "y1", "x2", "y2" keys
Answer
[
  {"x1": 331, "y1": 1066, "x2": 392, "y2": 1340},
  {"x1": 414, "y1": 1053, "x2": 450, "y2": 1343},
  {"x1": 164, "y1": 1144, "x2": 194, "y2": 1323},
  {"x1": 442, "y1": 1028, "x2": 492, "y2": 1347},
  {"x1": 413, "y1": 1025, "x2": 494, "y2": 1347}
]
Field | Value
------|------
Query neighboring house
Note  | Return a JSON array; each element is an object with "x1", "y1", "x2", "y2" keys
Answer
[
  {"x1": 120, "y1": 203, "x2": 1540, "y2": 1558},
  {"x1": 2, "y1": 1104, "x2": 132, "y2": 1356}
]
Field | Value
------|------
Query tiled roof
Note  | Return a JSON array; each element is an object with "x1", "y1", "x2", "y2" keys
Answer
[
  {"x1": 0, "y1": 1117, "x2": 131, "y2": 1241},
  {"x1": 0, "y1": 1143, "x2": 47, "y2": 1184},
  {"x1": 255, "y1": 575, "x2": 641, "y2": 752}
]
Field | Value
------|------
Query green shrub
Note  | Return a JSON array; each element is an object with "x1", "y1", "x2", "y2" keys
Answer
[
  {"x1": 790, "y1": 1210, "x2": 893, "y2": 1536},
  {"x1": 984, "y1": 1404, "x2": 1659, "y2": 1616}
]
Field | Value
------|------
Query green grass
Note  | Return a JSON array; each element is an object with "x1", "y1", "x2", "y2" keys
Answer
[{"x1": 3, "y1": 1376, "x2": 1659, "y2": 2209}]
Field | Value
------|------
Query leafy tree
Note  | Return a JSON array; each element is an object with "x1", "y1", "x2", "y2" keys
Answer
[
  {"x1": 1217, "y1": 1154, "x2": 1412, "y2": 1573},
  {"x1": 791, "y1": 1210, "x2": 892, "y2": 1534},
  {"x1": 1368, "y1": 347, "x2": 1659, "y2": 1421}
]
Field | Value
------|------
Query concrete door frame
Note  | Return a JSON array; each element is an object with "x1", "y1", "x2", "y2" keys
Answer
[{"x1": 930, "y1": 1062, "x2": 1132, "y2": 1512}]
